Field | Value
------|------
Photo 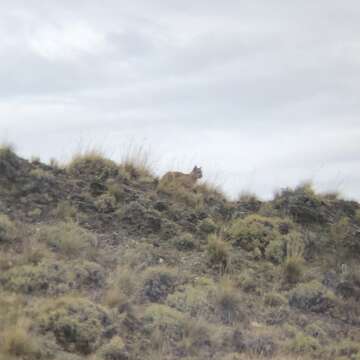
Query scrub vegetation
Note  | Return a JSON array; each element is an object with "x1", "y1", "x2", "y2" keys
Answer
[{"x1": 1, "y1": 145, "x2": 360, "y2": 359}]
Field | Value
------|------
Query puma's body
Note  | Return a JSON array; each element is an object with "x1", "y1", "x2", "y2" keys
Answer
[{"x1": 160, "y1": 166, "x2": 203, "y2": 189}]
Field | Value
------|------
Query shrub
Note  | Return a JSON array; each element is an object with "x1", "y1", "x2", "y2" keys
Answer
[
  {"x1": 141, "y1": 266, "x2": 179, "y2": 303},
  {"x1": 0, "y1": 319, "x2": 40, "y2": 359},
  {"x1": 288, "y1": 333, "x2": 320, "y2": 354},
  {"x1": 264, "y1": 292, "x2": 287, "y2": 307},
  {"x1": 227, "y1": 214, "x2": 281, "y2": 254},
  {"x1": 1, "y1": 259, "x2": 105, "y2": 295},
  {"x1": 118, "y1": 201, "x2": 162, "y2": 235},
  {"x1": 173, "y1": 233, "x2": 196, "y2": 251},
  {"x1": 106, "y1": 179, "x2": 125, "y2": 202},
  {"x1": 283, "y1": 256, "x2": 304, "y2": 285},
  {"x1": 97, "y1": 336, "x2": 128, "y2": 360},
  {"x1": 334, "y1": 340, "x2": 360, "y2": 358},
  {"x1": 53, "y1": 201, "x2": 78, "y2": 221},
  {"x1": 289, "y1": 280, "x2": 335, "y2": 313},
  {"x1": 144, "y1": 304, "x2": 186, "y2": 343},
  {"x1": 166, "y1": 279, "x2": 216, "y2": 317},
  {"x1": 0, "y1": 214, "x2": 18, "y2": 243},
  {"x1": 273, "y1": 183, "x2": 327, "y2": 225},
  {"x1": 37, "y1": 296, "x2": 111, "y2": 355},
  {"x1": 158, "y1": 179, "x2": 205, "y2": 208},
  {"x1": 34, "y1": 222, "x2": 97, "y2": 258},
  {"x1": 198, "y1": 217, "x2": 217, "y2": 234},
  {"x1": 331, "y1": 217, "x2": 360, "y2": 256},
  {"x1": 305, "y1": 322, "x2": 327, "y2": 340},
  {"x1": 207, "y1": 234, "x2": 230, "y2": 270},
  {"x1": 265, "y1": 239, "x2": 285, "y2": 264},
  {"x1": 95, "y1": 193, "x2": 117, "y2": 213},
  {"x1": 215, "y1": 279, "x2": 247, "y2": 325},
  {"x1": 67, "y1": 150, "x2": 119, "y2": 180}
]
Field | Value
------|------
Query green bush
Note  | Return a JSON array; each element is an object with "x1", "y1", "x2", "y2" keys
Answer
[
  {"x1": 283, "y1": 256, "x2": 303, "y2": 285},
  {"x1": 214, "y1": 279, "x2": 247, "y2": 325},
  {"x1": 288, "y1": 333, "x2": 320, "y2": 354},
  {"x1": 37, "y1": 296, "x2": 111, "y2": 355},
  {"x1": 0, "y1": 214, "x2": 18, "y2": 243},
  {"x1": 1, "y1": 259, "x2": 105, "y2": 295},
  {"x1": 289, "y1": 280, "x2": 335, "y2": 313},
  {"x1": 198, "y1": 218, "x2": 217, "y2": 234},
  {"x1": 95, "y1": 193, "x2": 117, "y2": 213},
  {"x1": 173, "y1": 233, "x2": 196, "y2": 251},
  {"x1": 207, "y1": 234, "x2": 230, "y2": 270},
  {"x1": 166, "y1": 279, "x2": 215, "y2": 316},
  {"x1": 227, "y1": 214, "x2": 281, "y2": 253},
  {"x1": 141, "y1": 266, "x2": 179, "y2": 303},
  {"x1": 67, "y1": 151, "x2": 119, "y2": 180},
  {"x1": 264, "y1": 292, "x2": 287, "y2": 307},
  {"x1": 96, "y1": 336, "x2": 128, "y2": 360},
  {"x1": 34, "y1": 222, "x2": 97, "y2": 258},
  {"x1": 0, "y1": 319, "x2": 40, "y2": 360},
  {"x1": 265, "y1": 239, "x2": 285, "y2": 264}
]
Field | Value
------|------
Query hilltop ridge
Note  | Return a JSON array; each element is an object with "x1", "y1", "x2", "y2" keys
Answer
[{"x1": 1, "y1": 145, "x2": 360, "y2": 360}]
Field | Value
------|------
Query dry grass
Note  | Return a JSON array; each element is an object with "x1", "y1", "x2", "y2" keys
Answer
[
  {"x1": 0, "y1": 318, "x2": 40, "y2": 359},
  {"x1": 119, "y1": 143, "x2": 155, "y2": 180}
]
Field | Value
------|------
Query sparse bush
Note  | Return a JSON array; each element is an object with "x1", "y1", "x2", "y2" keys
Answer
[
  {"x1": 265, "y1": 239, "x2": 285, "y2": 264},
  {"x1": 158, "y1": 180, "x2": 204, "y2": 208},
  {"x1": 334, "y1": 339, "x2": 360, "y2": 358},
  {"x1": 227, "y1": 214, "x2": 281, "y2": 254},
  {"x1": 166, "y1": 279, "x2": 215, "y2": 317},
  {"x1": 173, "y1": 232, "x2": 196, "y2": 251},
  {"x1": 331, "y1": 216, "x2": 360, "y2": 256},
  {"x1": 237, "y1": 271, "x2": 257, "y2": 293},
  {"x1": 0, "y1": 319, "x2": 40, "y2": 359},
  {"x1": 215, "y1": 279, "x2": 247, "y2": 325},
  {"x1": 29, "y1": 167, "x2": 54, "y2": 181},
  {"x1": 53, "y1": 201, "x2": 78, "y2": 221},
  {"x1": 289, "y1": 280, "x2": 335, "y2": 313},
  {"x1": 141, "y1": 266, "x2": 179, "y2": 303},
  {"x1": 283, "y1": 256, "x2": 304, "y2": 285},
  {"x1": 288, "y1": 333, "x2": 320, "y2": 354},
  {"x1": 0, "y1": 214, "x2": 18, "y2": 243},
  {"x1": 67, "y1": 150, "x2": 119, "y2": 180},
  {"x1": 97, "y1": 336, "x2": 128, "y2": 360},
  {"x1": 264, "y1": 292, "x2": 287, "y2": 307},
  {"x1": 119, "y1": 201, "x2": 162, "y2": 235},
  {"x1": 305, "y1": 322, "x2": 327, "y2": 340},
  {"x1": 207, "y1": 234, "x2": 230, "y2": 270},
  {"x1": 273, "y1": 183, "x2": 327, "y2": 225},
  {"x1": 37, "y1": 296, "x2": 111, "y2": 355},
  {"x1": 1, "y1": 259, "x2": 105, "y2": 295},
  {"x1": 34, "y1": 222, "x2": 97, "y2": 258},
  {"x1": 95, "y1": 193, "x2": 117, "y2": 213},
  {"x1": 106, "y1": 179, "x2": 125, "y2": 202},
  {"x1": 198, "y1": 217, "x2": 217, "y2": 234}
]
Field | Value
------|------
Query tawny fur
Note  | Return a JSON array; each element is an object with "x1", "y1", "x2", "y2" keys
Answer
[{"x1": 160, "y1": 166, "x2": 203, "y2": 189}]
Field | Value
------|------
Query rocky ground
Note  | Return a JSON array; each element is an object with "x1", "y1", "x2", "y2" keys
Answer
[{"x1": 0, "y1": 145, "x2": 360, "y2": 360}]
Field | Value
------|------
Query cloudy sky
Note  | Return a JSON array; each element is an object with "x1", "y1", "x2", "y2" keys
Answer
[{"x1": 0, "y1": 1, "x2": 359, "y2": 199}]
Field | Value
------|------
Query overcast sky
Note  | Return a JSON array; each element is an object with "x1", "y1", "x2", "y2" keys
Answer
[{"x1": 0, "y1": 1, "x2": 359, "y2": 199}]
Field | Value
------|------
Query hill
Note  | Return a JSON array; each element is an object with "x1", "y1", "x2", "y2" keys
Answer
[{"x1": 0, "y1": 145, "x2": 360, "y2": 360}]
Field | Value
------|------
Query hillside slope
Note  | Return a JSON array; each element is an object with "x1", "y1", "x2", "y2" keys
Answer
[{"x1": 0, "y1": 146, "x2": 360, "y2": 360}]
